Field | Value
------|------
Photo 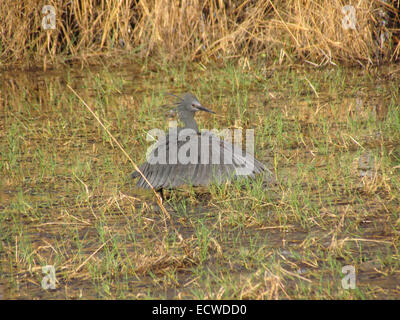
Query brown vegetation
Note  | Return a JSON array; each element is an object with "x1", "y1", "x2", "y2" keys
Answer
[{"x1": 0, "y1": 1, "x2": 399, "y2": 68}]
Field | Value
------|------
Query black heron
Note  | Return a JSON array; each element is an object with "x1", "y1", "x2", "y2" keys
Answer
[{"x1": 131, "y1": 93, "x2": 269, "y2": 196}]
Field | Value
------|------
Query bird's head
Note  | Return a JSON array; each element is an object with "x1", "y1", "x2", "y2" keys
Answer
[{"x1": 178, "y1": 92, "x2": 215, "y2": 115}]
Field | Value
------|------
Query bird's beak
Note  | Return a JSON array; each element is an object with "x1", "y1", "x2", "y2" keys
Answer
[{"x1": 196, "y1": 105, "x2": 215, "y2": 114}]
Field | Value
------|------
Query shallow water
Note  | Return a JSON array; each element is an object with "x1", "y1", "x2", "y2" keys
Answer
[{"x1": 1, "y1": 63, "x2": 399, "y2": 299}]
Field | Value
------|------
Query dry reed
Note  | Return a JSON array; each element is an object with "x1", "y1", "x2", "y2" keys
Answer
[{"x1": 0, "y1": 0, "x2": 398, "y2": 68}]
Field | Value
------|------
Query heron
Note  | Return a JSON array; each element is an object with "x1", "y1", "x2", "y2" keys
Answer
[{"x1": 131, "y1": 93, "x2": 269, "y2": 197}]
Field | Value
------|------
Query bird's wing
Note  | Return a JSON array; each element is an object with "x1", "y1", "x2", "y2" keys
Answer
[
  {"x1": 131, "y1": 131, "x2": 201, "y2": 189},
  {"x1": 201, "y1": 131, "x2": 268, "y2": 178},
  {"x1": 131, "y1": 130, "x2": 269, "y2": 189}
]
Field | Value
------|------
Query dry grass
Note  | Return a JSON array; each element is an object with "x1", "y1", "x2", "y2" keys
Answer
[{"x1": 0, "y1": 0, "x2": 399, "y2": 68}]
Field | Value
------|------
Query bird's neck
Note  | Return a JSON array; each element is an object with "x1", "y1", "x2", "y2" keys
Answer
[{"x1": 180, "y1": 114, "x2": 199, "y2": 133}]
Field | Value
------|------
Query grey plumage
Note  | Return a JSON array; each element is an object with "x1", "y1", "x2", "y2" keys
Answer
[{"x1": 131, "y1": 92, "x2": 269, "y2": 190}]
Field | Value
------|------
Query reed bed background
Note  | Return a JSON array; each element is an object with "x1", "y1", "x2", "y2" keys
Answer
[{"x1": 0, "y1": 0, "x2": 399, "y2": 68}]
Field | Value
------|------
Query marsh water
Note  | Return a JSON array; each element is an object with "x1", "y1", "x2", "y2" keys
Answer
[{"x1": 0, "y1": 62, "x2": 399, "y2": 299}]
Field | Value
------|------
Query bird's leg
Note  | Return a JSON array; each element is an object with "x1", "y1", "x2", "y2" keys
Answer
[{"x1": 156, "y1": 188, "x2": 164, "y2": 203}]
